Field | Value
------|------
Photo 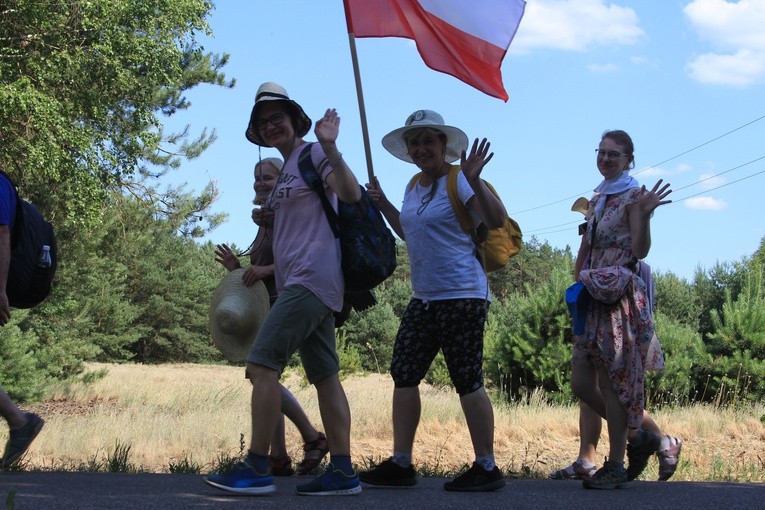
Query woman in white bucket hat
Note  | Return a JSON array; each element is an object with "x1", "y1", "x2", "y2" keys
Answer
[
  {"x1": 205, "y1": 82, "x2": 362, "y2": 496},
  {"x1": 360, "y1": 110, "x2": 508, "y2": 492}
]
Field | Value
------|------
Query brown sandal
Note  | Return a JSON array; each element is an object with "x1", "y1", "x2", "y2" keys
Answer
[
  {"x1": 269, "y1": 455, "x2": 295, "y2": 477},
  {"x1": 296, "y1": 432, "x2": 329, "y2": 475}
]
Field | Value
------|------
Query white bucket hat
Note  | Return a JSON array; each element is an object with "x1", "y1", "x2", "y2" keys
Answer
[
  {"x1": 382, "y1": 110, "x2": 469, "y2": 164},
  {"x1": 245, "y1": 82, "x2": 312, "y2": 147},
  {"x1": 209, "y1": 268, "x2": 270, "y2": 362}
]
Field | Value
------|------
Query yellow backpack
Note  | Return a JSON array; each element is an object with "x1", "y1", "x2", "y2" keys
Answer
[{"x1": 408, "y1": 166, "x2": 522, "y2": 272}]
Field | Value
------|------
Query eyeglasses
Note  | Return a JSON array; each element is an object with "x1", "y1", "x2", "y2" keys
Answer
[
  {"x1": 595, "y1": 149, "x2": 630, "y2": 159},
  {"x1": 255, "y1": 112, "x2": 286, "y2": 131}
]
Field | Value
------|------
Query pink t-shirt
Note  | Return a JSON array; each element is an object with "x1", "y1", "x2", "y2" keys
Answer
[{"x1": 266, "y1": 142, "x2": 344, "y2": 312}]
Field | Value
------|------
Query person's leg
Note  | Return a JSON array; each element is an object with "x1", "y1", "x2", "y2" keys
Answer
[
  {"x1": 596, "y1": 366, "x2": 628, "y2": 464},
  {"x1": 269, "y1": 414, "x2": 288, "y2": 459},
  {"x1": 579, "y1": 401, "x2": 602, "y2": 462},
  {"x1": 0, "y1": 388, "x2": 26, "y2": 429},
  {"x1": 641, "y1": 410, "x2": 661, "y2": 435},
  {"x1": 247, "y1": 364, "x2": 282, "y2": 459},
  {"x1": 313, "y1": 373, "x2": 351, "y2": 457},
  {"x1": 392, "y1": 386, "x2": 421, "y2": 456},
  {"x1": 359, "y1": 299, "x2": 433, "y2": 487},
  {"x1": 571, "y1": 360, "x2": 602, "y2": 416},
  {"x1": 1, "y1": 387, "x2": 45, "y2": 468},
  {"x1": 460, "y1": 387, "x2": 493, "y2": 457},
  {"x1": 279, "y1": 384, "x2": 327, "y2": 474},
  {"x1": 280, "y1": 384, "x2": 320, "y2": 442},
  {"x1": 206, "y1": 286, "x2": 324, "y2": 495},
  {"x1": 440, "y1": 299, "x2": 504, "y2": 492}
]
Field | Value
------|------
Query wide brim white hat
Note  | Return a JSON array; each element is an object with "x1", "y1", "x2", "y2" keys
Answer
[
  {"x1": 382, "y1": 109, "x2": 469, "y2": 164},
  {"x1": 209, "y1": 268, "x2": 270, "y2": 362},
  {"x1": 245, "y1": 82, "x2": 312, "y2": 147}
]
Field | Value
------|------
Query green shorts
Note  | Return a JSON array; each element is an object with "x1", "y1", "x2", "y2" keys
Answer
[{"x1": 247, "y1": 285, "x2": 339, "y2": 384}]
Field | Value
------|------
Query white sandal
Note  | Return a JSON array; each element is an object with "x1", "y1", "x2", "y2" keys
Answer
[{"x1": 549, "y1": 459, "x2": 597, "y2": 480}]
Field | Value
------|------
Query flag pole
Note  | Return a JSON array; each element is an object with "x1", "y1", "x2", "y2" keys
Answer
[{"x1": 347, "y1": 32, "x2": 375, "y2": 183}]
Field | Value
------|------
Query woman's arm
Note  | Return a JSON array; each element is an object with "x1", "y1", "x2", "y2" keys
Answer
[
  {"x1": 366, "y1": 177, "x2": 404, "y2": 240},
  {"x1": 573, "y1": 234, "x2": 590, "y2": 281},
  {"x1": 315, "y1": 108, "x2": 362, "y2": 204},
  {"x1": 629, "y1": 179, "x2": 673, "y2": 260},
  {"x1": 462, "y1": 138, "x2": 507, "y2": 229}
]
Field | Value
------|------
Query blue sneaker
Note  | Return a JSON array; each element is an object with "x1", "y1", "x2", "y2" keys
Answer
[
  {"x1": 204, "y1": 459, "x2": 275, "y2": 495},
  {"x1": 296, "y1": 463, "x2": 362, "y2": 496}
]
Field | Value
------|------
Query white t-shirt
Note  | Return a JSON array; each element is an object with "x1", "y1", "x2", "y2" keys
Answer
[{"x1": 399, "y1": 167, "x2": 489, "y2": 301}]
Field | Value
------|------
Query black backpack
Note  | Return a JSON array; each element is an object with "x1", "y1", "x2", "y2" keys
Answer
[
  {"x1": 1, "y1": 171, "x2": 58, "y2": 308},
  {"x1": 297, "y1": 144, "x2": 397, "y2": 321}
]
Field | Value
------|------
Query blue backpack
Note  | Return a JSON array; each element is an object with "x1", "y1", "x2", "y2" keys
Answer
[
  {"x1": 297, "y1": 144, "x2": 396, "y2": 319},
  {"x1": 1, "y1": 171, "x2": 58, "y2": 309}
]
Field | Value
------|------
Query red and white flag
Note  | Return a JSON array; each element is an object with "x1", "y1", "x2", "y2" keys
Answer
[{"x1": 343, "y1": 0, "x2": 526, "y2": 102}]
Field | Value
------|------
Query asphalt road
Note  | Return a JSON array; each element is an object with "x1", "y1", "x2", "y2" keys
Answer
[{"x1": 1, "y1": 472, "x2": 763, "y2": 509}]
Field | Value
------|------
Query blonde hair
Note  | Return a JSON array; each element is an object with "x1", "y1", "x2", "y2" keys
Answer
[{"x1": 254, "y1": 157, "x2": 282, "y2": 178}]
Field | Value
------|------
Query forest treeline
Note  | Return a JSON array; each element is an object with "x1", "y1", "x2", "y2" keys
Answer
[{"x1": 1, "y1": 1, "x2": 763, "y2": 407}]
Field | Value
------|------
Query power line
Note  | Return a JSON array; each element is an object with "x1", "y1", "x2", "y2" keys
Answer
[
  {"x1": 535, "y1": 157, "x2": 765, "y2": 238},
  {"x1": 673, "y1": 165, "x2": 765, "y2": 203},
  {"x1": 670, "y1": 155, "x2": 765, "y2": 193},
  {"x1": 509, "y1": 113, "x2": 765, "y2": 216}
]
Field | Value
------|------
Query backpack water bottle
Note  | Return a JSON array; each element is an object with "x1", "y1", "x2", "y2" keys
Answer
[{"x1": 37, "y1": 245, "x2": 52, "y2": 268}]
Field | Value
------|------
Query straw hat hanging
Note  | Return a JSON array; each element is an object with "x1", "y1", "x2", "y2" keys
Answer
[{"x1": 209, "y1": 268, "x2": 270, "y2": 362}]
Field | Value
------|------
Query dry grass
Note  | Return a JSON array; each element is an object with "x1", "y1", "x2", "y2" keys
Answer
[{"x1": 7, "y1": 363, "x2": 765, "y2": 481}]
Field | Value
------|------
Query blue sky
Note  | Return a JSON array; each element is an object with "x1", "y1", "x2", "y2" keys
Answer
[{"x1": 163, "y1": 0, "x2": 765, "y2": 281}]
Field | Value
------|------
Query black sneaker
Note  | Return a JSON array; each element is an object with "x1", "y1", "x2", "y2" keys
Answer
[
  {"x1": 2, "y1": 412, "x2": 45, "y2": 468},
  {"x1": 359, "y1": 458, "x2": 417, "y2": 487},
  {"x1": 444, "y1": 463, "x2": 506, "y2": 492},
  {"x1": 583, "y1": 460, "x2": 629, "y2": 490},
  {"x1": 627, "y1": 429, "x2": 661, "y2": 480}
]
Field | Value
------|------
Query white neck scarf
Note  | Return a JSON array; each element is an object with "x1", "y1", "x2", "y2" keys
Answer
[{"x1": 592, "y1": 171, "x2": 639, "y2": 221}]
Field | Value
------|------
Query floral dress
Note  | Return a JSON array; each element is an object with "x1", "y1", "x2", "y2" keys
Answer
[{"x1": 577, "y1": 188, "x2": 654, "y2": 430}]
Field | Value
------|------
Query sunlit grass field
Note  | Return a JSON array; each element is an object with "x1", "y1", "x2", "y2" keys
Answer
[{"x1": 8, "y1": 363, "x2": 765, "y2": 482}]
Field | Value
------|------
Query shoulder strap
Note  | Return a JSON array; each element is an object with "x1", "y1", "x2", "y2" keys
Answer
[
  {"x1": 445, "y1": 166, "x2": 475, "y2": 234},
  {"x1": 0, "y1": 170, "x2": 24, "y2": 248},
  {"x1": 297, "y1": 143, "x2": 340, "y2": 238},
  {"x1": 407, "y1": 172, "x2": 422, "y2": 191}
]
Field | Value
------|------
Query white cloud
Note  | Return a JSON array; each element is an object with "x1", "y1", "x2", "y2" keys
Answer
[
  {"x1": 587, "y1": 63, "x2": 620, "y2": 73},
  {"x1": 512, "y1": 0, "x2": 644, "y2": 53},
  {"x1": 684, "y1": 0, "x2": 765, "y2": 86},
  {"x1": 684, "y1": 196, "x2": 728, "y2": 210},
  {"x1": 698, "y1": 173, "x2": 726, "y2": 190},
  {"x1": 636, "y1": 166, "x2": 664, "y2": 178}
]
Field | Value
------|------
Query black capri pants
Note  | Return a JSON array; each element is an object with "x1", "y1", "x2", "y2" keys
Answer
[{"x1": 390, "y1": 298, "x2": 489, "y2": 397}]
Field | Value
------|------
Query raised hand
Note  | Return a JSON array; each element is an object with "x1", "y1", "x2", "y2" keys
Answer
[
  {"x1": 214, "y1": 243, "x2": 241, "y2": 271},
  {"x1": 635, "y1": 179, "x2": 672, "y2": 217},
  {"x1": 314, "y1": 108, "x2": 340, "y2": 145},
  {"x1": 461, "y1": 138, "x2": 494, "y2": 185}
]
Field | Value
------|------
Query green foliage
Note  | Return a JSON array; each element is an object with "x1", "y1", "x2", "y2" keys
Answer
[
  {"x1": 485, "y1": 265, "x2": 574, "y2": 403},
  {"x1": 488, "y1": 235, "x2": 574, "y2": 299},
  {"x1": 701, "y1": 266, "x2": 765, "y2": 403},
  {"x1": 692, "y1": 260, "x2": 747, "y2": 338},
  {"x1": 645, "y1": 312, "x2": 709, "y2": 405},
  {"x1": 424, "y1": 351, "x2": 452, "y2": 388},
  {"x1": 336, "y1": 330, "x2": 364, "y2": 380},
  {"x1": 0, "y1": 317, "x2": 48, "y2": 402},
  {"x1": 0, "y1": 0, "x2": 231, "y2": 233},
  {"x1": 653, "y1": 270, "x2": 700, "y2": 330},
  {"x1": 338, "y1": 255, "x2": 410, "y2": 373}
]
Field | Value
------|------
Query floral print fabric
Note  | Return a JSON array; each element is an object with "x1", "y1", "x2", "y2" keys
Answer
[{"x1": 580, "y1": 188, "x2": 654, "y2": 430}]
